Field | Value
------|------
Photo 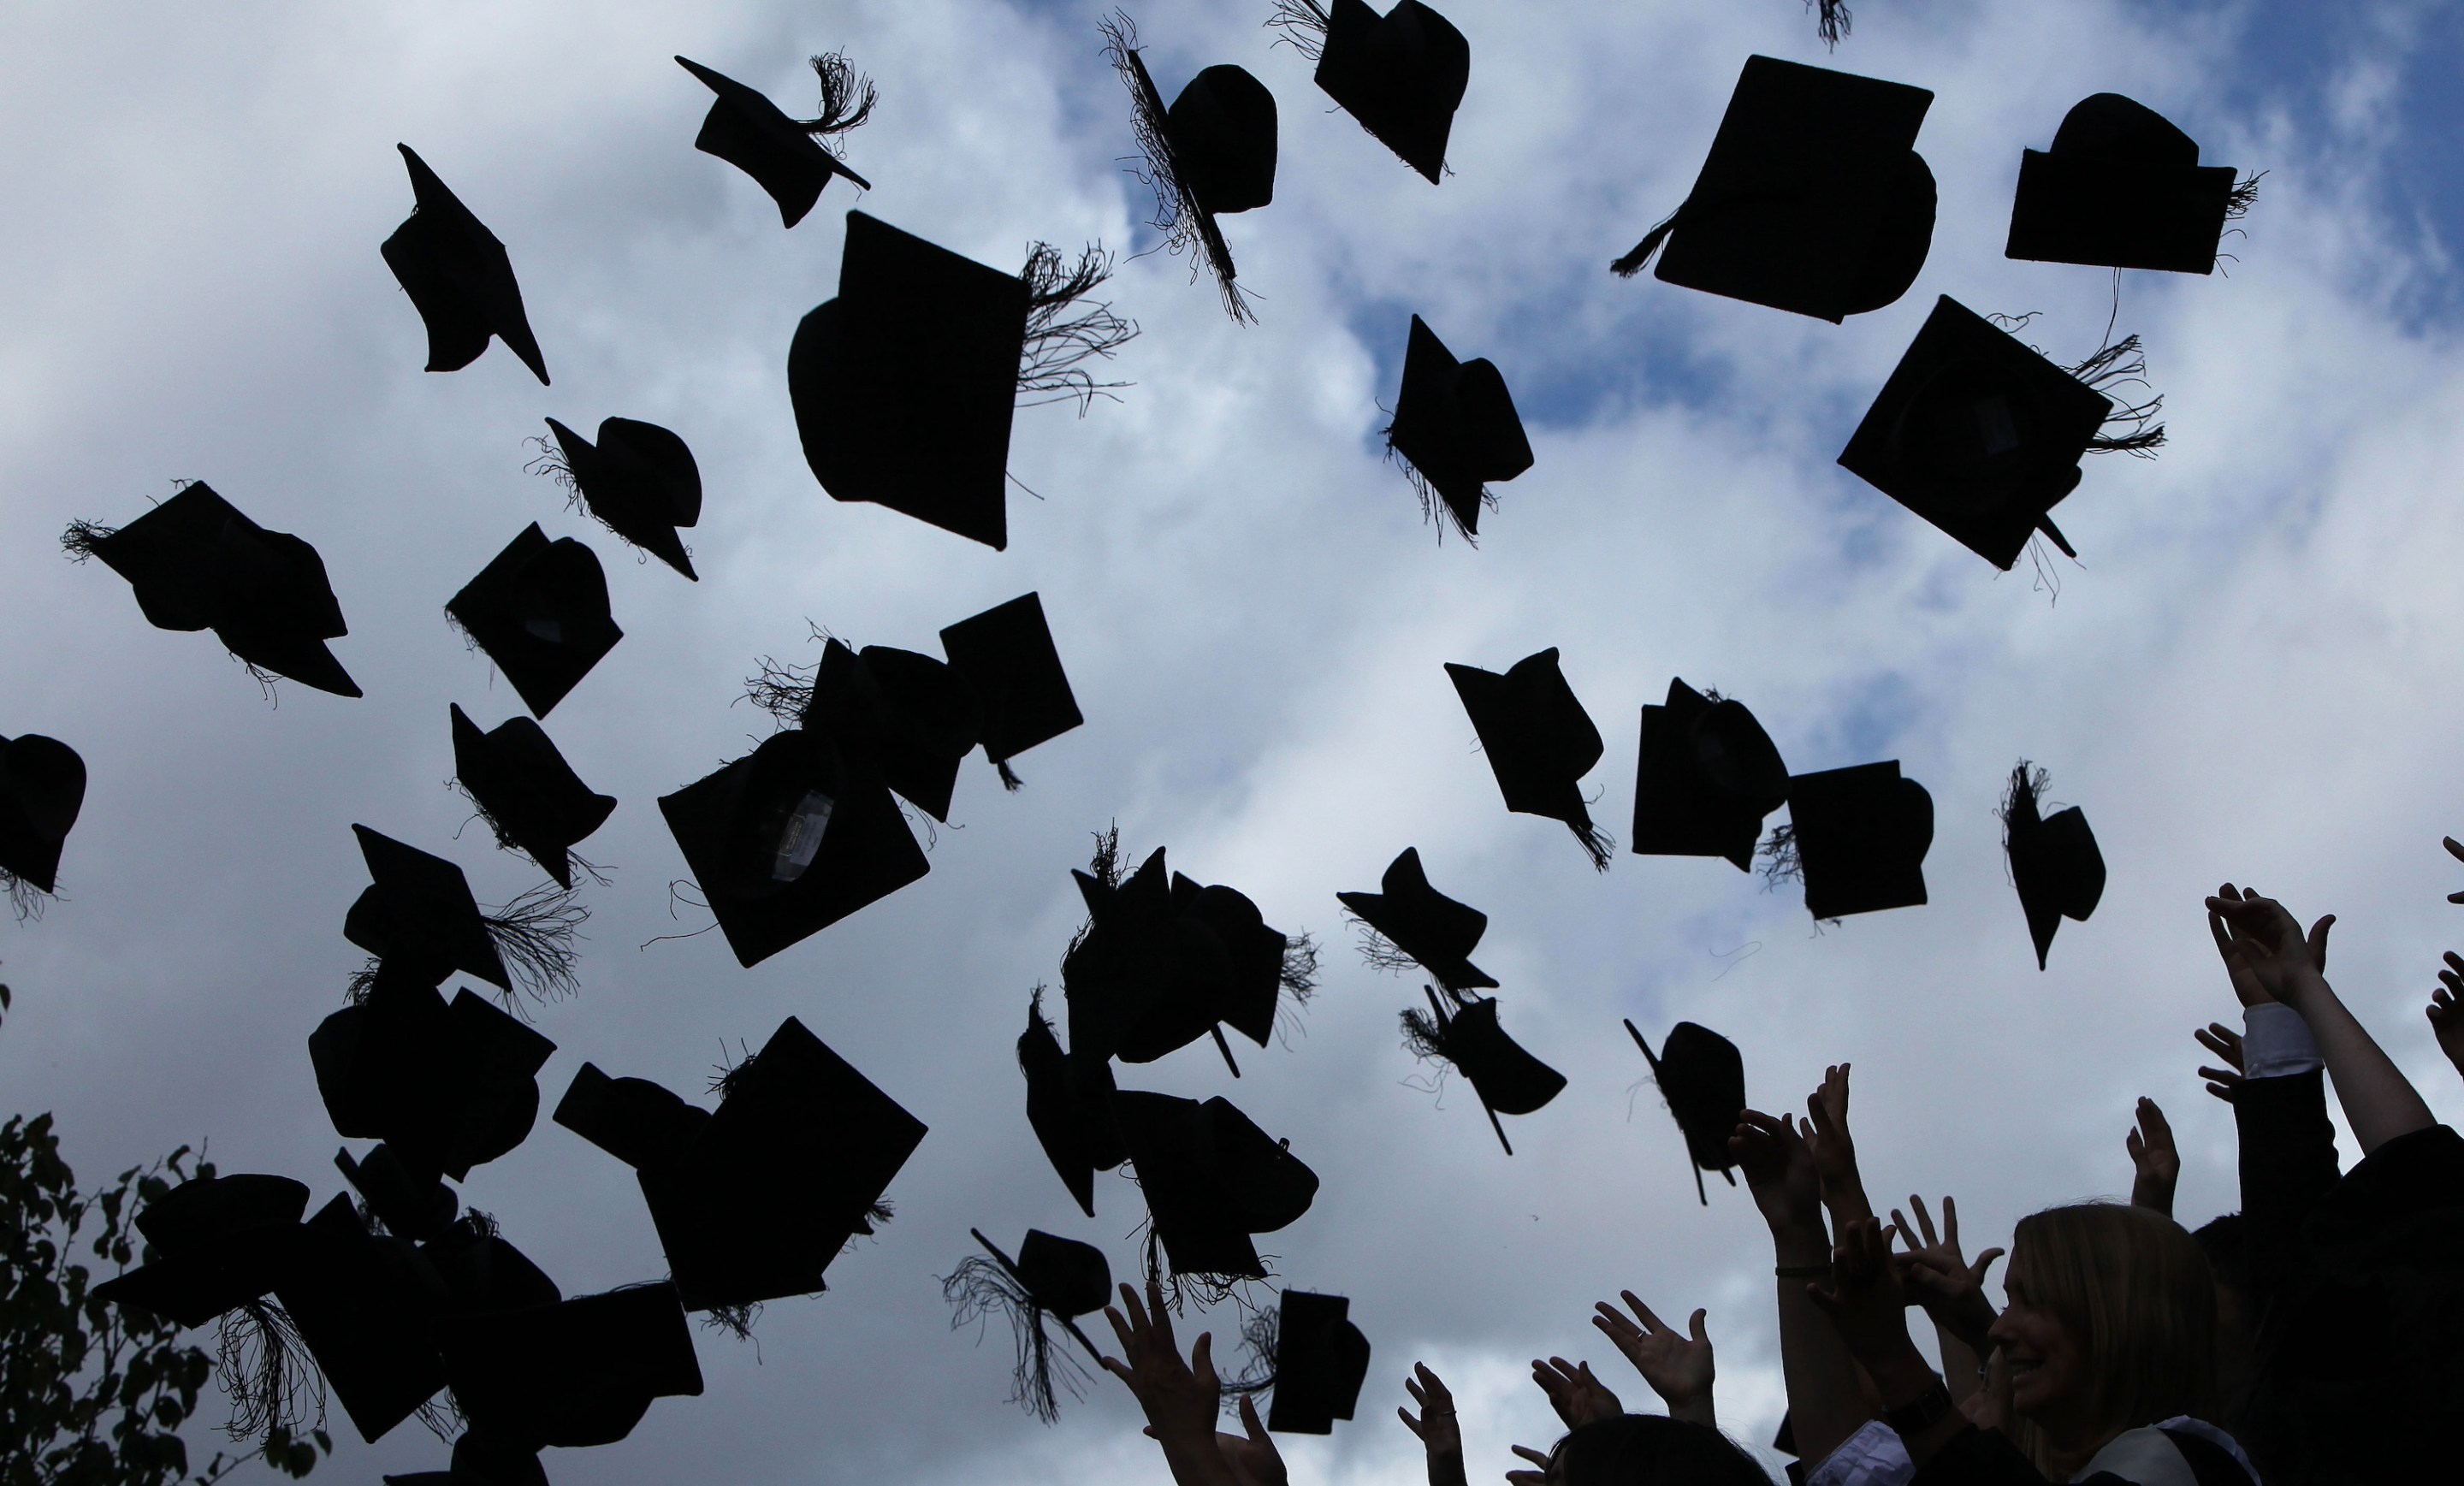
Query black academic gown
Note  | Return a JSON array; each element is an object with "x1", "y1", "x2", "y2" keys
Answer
[{"x1": 1908, "y1": 1422, "x2": 2253, "y2": 1485}]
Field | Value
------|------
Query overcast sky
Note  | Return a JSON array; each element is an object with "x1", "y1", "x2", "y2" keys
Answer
[{"x1": 5, "y1": 1, "x2": 2464, "y2": 1483}]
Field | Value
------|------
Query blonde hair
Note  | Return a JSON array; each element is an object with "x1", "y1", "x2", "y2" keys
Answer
[{"x1": 2004, "y1": 1202, "x2": 2218, "y2": 1474}]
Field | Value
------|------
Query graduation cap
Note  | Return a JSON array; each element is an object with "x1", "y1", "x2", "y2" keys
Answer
[
  {"x1": 421, "y1": 1211, "x2": 561, "y2": 1323},
  {"x1": 63, "y1": 482, "x2": 360, "y2": 696},
  {"x1": 335, "y1": 1145, "x2": 459, "y2": 1244},
  {"x1": 1775, "y1": 761, "x2": 1931, "y2": 920},
  {"x1": 1837, "y1": 297, "x2": 2121, "y2": 570},
  {"x1": 381, "y1": 145, "x2": 548, "y2": 384},
  {"x1": 341, "y1": 825, "x2": 581, "y2": 1003},
  {"x1": 1264, "y1": 1288, "x2": 1371, "y2": 1434},
  {"x1": 801, "y1": 640, "x2": 982, "y2": 823},
  {"x1": 789, "y1": 210, "x2": 1030, "y2": 550},
  {"x1": 445, "y1": 525, "x2": 624, "y2": 719},
  {"x1": 1611, "y1": 55, "x2": 1934, "y2": 323},
  {"x1": 1387, "y1": 315, "x2": 1532, "y2": 541},
  {"x1": 1019, "y1": 989, "x2": 1128, "y2": 1219},
  {"x1": 1626, "y1": 1019, "x2": 1744, "y2": 1205},
  {"x1": 1339, "y1": 848, "x2": 1496, "y2": 992},
  {"x1": 939, "y1": 593, "x2": 1084, "y2": 790},
  {"x1": 1103, "y1": 13, "x2": 1277, "y2": 322},
  {"x1": 1115, "y1": 1091, "x2": 1318, "y2": 1285},
  {"x1": 273, "y1": 1193, "x2": 451, "y2": 1442},
  {"x1": 0, "y1": 733, "x2": 85, "y2": 902},
  {"x1": 1270, "y1": 0, "x2": 1466, "y2": 183},
  {"x1": 309, "y1": 968, "x2": 557, "y2": 1183},
  {"x1": 2000, "y1": 761, "x2": 2105, "y2": 970},
  {"x1": 538, "y1": 418, "x2": 701, "y2": 581},
  {"x1": 1631, "y1": 678, "x2": 1789, "y2": 871},
  {"x1": 439, "y1": 1282, "x2": 703, "y2": 1450},
  {"x1": 381, "y1": 1430, "x2": 550, "y2": 1486},
  {"x1": 1401, "y1": 986, "x2": 1565, "y2": 1154},
  {"x1": 450, "y1": 706, "x2": 616, "y2": 891},
  {"x1": 675, "y1": 54, "x2": 873, "y2": 228},
  {"x1": 944, "y1": 1228, "x2": 1111, "y2": 1423},
  {"x1": 2007, "y1": 94, "x2": 2248, "y2": 275},
  {"x1": 92, "y1": 1173, "x2": 311, "y2": 1327},
  {"x1": 1446, "y1": 648, "x2": 1613, "y2": 868}
]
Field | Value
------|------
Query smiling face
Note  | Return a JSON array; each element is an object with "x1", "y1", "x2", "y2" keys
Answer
[{"x1": 1989, "y1": 1264, "x2": 2090, "y2": 1424}]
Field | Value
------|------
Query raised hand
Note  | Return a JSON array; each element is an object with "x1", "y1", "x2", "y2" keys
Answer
[
  {"x1": 2206, "y1": 885, "x2": 2334, "y2": 1008},
  {"x1": 1887, "y1": 1194, "x2": 2001, "y2": 1356},
  {"x1": 2208, "y1": 885, "x2": 2277, "y2": 1007},
  {"x1": 1208, "y1": 1395, "x2": 1288, "y2": 1486},
  {"x1": 1103, "y1": 1279, "x2": 1236, "y2": 1486},
  {"x1": 1398, "y1": 1363, "x2": 1467, "y2": 1486},
  {"x1": 1530, "y1": 1356, "x2": 1621, "y2": 1430},
  {"x1": 1729, "y1": 1109, "x2": 1825, "y2": 1246},
  {"x1": 1590, "y1": 1292, "x2": 1715, "y2": 1427},
  {"x1": 2443, "y1": 837, "x2": 2464, "y2": 903},
  {"x1": 1504, "y1": 1444, "x2": 1556, "y2": 1486},
  {"x1": 1804, "y1": 1063, "x2": 1873, "y2": 1225},
  {"x1": 1805, "y1": 1217, "x2": 1921, "y2": 1378},
  {"x1": 2432, "y1": 954, "x2": 2464, "y2": 1079},
  {"x1": 2195, "y1": 1021, "x2": 2246, "y2": 1103},
  {"x1": 2125, "y1": 1098, "x2": 2179, "y2": 1216}
]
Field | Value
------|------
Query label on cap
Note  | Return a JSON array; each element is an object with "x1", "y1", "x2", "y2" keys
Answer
[
  {"x1": 1973, "y1": 397, "x2": 2021, "y2": 457},
  {"x1": 524, "y1": 618, "x2": 564, "y2": 644},
  {"x1": 772, "y1": 791, "x2": 836, "y2": 883}
]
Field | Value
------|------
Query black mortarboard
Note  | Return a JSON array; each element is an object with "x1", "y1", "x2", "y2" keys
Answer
[
  {"x1": 790, "y1": 210, "x2": 1029, "y2": 550},
  {"x1": 1104, "y1": 15, "x2": 1277, "y2": 321},
  {"x1": 1295, "y1": 0, "x2": 1468, "y2": 183},
  {"x1": 1446, "y1": 648, "x2": 1612, "y2": 868},
  {"x1": 1780, "y1": 761, "x2": 1932, "y2": 920},
  {"x1": 382, "y1": 1431, "x2": 550, "y2": 1486},
  {"x1": 656, "y1": 728, "x2": 927, "y2": 967},
  {"x1": 1631, "y1": 678, "x2": 1790, "y2": 871},
  {"x1": 803, "y1": 640, "x2": 981, "y2": 823},
  {"x1": 439, "y1": 1282, "x2": 703, "y2": 1450},
  {"x1": 540, "y1": 417, "x2": 701, "y2": 581},
  {"x1": 1837, "y1": 296, "x2": 2113, "y2": 570},
  {"x1": 381, "y1": 145, "x2": 549, "y2": 384},
  {"x1": 343, "y1": 826, "x2": 512, "y2": 993},
  {"x1": 1612, "y1": 56, "x2": 1934, "y2": 323},
  {"x1": 420, "y1": 1213, "x2": 561, "y2": 1319},
  {"x1": 0, "y1": 733, "x2": 85, "y2": 898},
  {"x1": 1018, "y1": 990, "x2": 1127, "y2": 1218},
  {"x1": 92, "y1": 1173, "x2": 311, "y2": 1327},
  {"x1": 273, "y1": 1193, "x2": 450, "y2": 1442},
  {"x1": 1626, "y1": 1019, "x2": 1744, "y2": 1205},
  {"x1": 2007, "y1": 94, "x2": 2242, "y2": 275},
  {"x1": 308, "y1": 970, "x2": 556, "y2": 1182},
  {"x1": 1402, "y1": 987, "x2": 1564, "y2": 1154},
  {"x1": 64, "y1": 482, "x2": 360, "y2": 696},
  {"x1": 1388, "y1": 315, "x2": 1532, "y2": 540},
  {"x1": 450, "y1": 706, "x2": 616, "y2": 891},
  {"x1": 945, "y1": 1228, "x2": 1112, "y2": 1422},
  {"x1": 1265, "y1": 1288, "x2": 1371, "y2": 1434},
  {"x1": 675, "y1": 55, "x2": 873, "y2": 228},
  {"x1": 1115, "y1": 1092, "x2": 1317, "y2": 1282},
  {"x1": 336, "y1": 1145, "x2": 458, "y2": 1244},
  {"x1": 939, "y1": 593, "x2": 1085, "y2": 789},
  {"x1": 2000, "y1": 762, "x2": 2105, "y2": 970},
  {"x1": 445, "y1": 525, "x2": 624, "y2": 719},
  {"x1": 1339, "y1": 848, "x2": 1496, "y2": 992}
]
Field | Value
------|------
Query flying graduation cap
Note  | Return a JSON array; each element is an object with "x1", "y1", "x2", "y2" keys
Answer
[
  {"x1": 2007, "y1": 94, "x2": 2251, "y2": 275},
  {"x1": 449, "y1": 706, "x2": 616, "y2": 891},
  {"x1": 273, "y1": 1193, "x2": 453, "y2": 1442},
  {"x1": 1102, "y1": 12, "x2": 1278, "y2": 322},
  {"x1": 437, "y1": 1282, "x2": 704, "y2": 1452},
  {"x1": 1388, "y1": 315, "x2": 1533, "y2": 541},
  {"x1": 63, "y1": 482, "x2": 361, "y2": 697},
  {"x1": 1772, "y1": 761, "x2": 1932, "y2": 920},
  {"x1": 446, "y1": 525, "x2": 624, "y2": 719},
  {"x1": 1338, "y1": 847, "x2": 1496, "y2": 992},
  {"x1": 939, "y1": 593, "x2": 1085, "y2": 790},
  {"x1": 92, "y1": 1172, "x2": 311, "y2": 1327},
  {"x1": 1268, "y1": 0, "x2": 1468, "y2": 183},
  {"x1": 2000, "y1": 761, "x2": 2106, "y2": 969},
  {"x1": 537, "y1": 418, "x2": 702, "y2": 581},
  {"x1": 341, "y1": 825, "x2": 583, "y2": 1003},
  {"x1": 942, "y1": 1228, "x2": 1112, "y2": 1423},
  {"x1": 1263, "y1": 1288, "x2": 1372, "y2": 1434},
  {"x1": 1631, "y1": 678, "x2": 1789, "y2": 872},
  {"x1": 676, "y1": 53, "x2": 874, "y2": 228},
  {"x1": 1401, "y1": 986, "x2": 1565, "y2": 1154},
  {"x1": 0, "y1": 733, "x2": 85, "y2": 905},
  {"x1": 381, "y1": 145, "x2": 548, "y2": 385},
  {"x1": 308, "y1": 966, "x2": 557, "y2": 1184},
  {"x1": 335, "y1": 1143, "x2": 459, "y2": 1245},
  {"x1": 1115, "y1": 1091, "x2": 1318, "y2": 1286},
  {"x1": 1019, "y1": 989, "x2": 1128, "y2": 1219},
  {"x1": 1447, "y1": 648, "x2": 1614, "y2": 869},
  {"x1": 1611, "y1": 56, "x2": 1934, "y2": 323},
  {"x1": 801, "y1": 640, "x2": 983, "y2": 825},
  {"x1": 1625, "y1": 1020, "x2": 1744, "y2": 1205}
]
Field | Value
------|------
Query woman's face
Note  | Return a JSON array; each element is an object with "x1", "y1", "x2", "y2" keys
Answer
[{"x1": 1988, "y1": 1269, "x2": 2087, "y2": 1422}]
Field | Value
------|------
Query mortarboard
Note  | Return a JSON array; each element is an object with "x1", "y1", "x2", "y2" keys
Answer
[
  {"x1": 2007, "y1": 94, "x2": 2246, "y2": 275},
  {"x1": 802, "y1": 640, "x2": 982, "y2": 824},
  {"x1": 445, "y1": 525, "x2": 624, "y2": 719},
  {"x1": 439, "y1": 1282, "x2": 703, "y2": 1450},
  {"x1": 1401, "y1": 986, "x2": 1564, "y2": 1154},
  {"x1": 1778, "y1": 761, "x2": 1932, "y2": 920},
  {"x1": 0, "y1": 733, "x2": 86, "y2": 900},
  {"x1": 63, "y1": 482, "x2": 360, "y2": 697},
  {"x1": 343, "y1": 826, "x2": 581, "y2": 1002},
  {"x1": 335, "y1": 1145, "x2": 459, "y2": 1244},
  {"x1": 382, "y1": 145, "x2": 548, "y2": 384},
  {"x1": 1019, "y1": 989, "x2": 1127, "y2": 1218},
  {"x1": 944, "y1": 1228, "x2": 1112, "y2": 1422},
  {"x1": 1265, "y1": 1288, "x2": 1371, "y2": 1434},
  {"x1": 539, "y1": 417, "x2": 701, "y2": 581},
  {"x1": 1630, "y1": 678, "x2": 1789, "y2": 871},
  {"x1": 420, "y1": 1213, "x2": 562, "y2": 1320},
  {"x1": 1103, "y1": 14, "x2": 1277, "y2": 322},
  {"x1": 92, "y1": 1173, "x2": 311, "y2": 1328},
  {"x1": 1837, "y1": 296, "x2": 2115, "y2": 570},
  {"x1": 1276, "y1": 0, "x2": 1467, "y2": 183},
  {"x1": 1338, "y1": 848, "x2": 1496, "y2": 992},
  {"x1": 381, "y1": 1430, "x2": 550, "y2": 1486},
  {"x1": 450, "y1": 706, "x2": 616, "y2": 892},
  {"x1": 309, "y1": 969, "x2": 557, "y2": 1183},
  {"x1": 1446, "y1": 648, "x2": 1612, "y2": 868},
  {"x1": 1612, "y1": 56, "x2": 1934, "y2": 323},
  {"x1": 676, "y1": 54, "x2": 874, "y2": 228},
  {"x1": 273, "y1": 1193, "x2": 450, "y2": 1442},
  {"x1": 1115, "y1": 1092, "x2": 1317, "y2": 1284},
  {"x1": 789, "y1": 211, "x2": 1030, "y2": 550},
  {"x1": 1388, "y1": 315, "x2": 1532, "y2": 540},
  {"x1": 939, "y1": 593, "x2": 1085, "y2": 790},
  {"x1": 2000, "y1": 761, "x2": 2105, "y2": 970},
  {"x1": 1626, "y1": 1019, "x2": 1744, "y2": 1205}
]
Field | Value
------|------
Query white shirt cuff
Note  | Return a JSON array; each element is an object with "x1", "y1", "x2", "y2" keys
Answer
[{"x1": 2242, "y1": 1003, "x2": 2324, "y2": 1078}]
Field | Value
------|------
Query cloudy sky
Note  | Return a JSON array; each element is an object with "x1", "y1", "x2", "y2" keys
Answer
[{"x1": 5, "y1": 0, "x2": 2464, "y2": 1482}]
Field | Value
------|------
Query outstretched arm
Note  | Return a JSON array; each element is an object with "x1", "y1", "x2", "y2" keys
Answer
[
  {"x1": 1102, "y1": 1280, "x2": 1277, "y2": 1486},
  {"x1": 2126, "y1": 1098, "x2": 2179, "y2": 1217},
  {"x1": 2431, "y1": 952, "x2": 2464, "y2": 1083},
  {"x1": 1398, "y1": 1364, "x2": 1467, "y2": 1486},
  {"x1": 1804, "y1": 1063, "x2": 1875, "y2": 1229},
  {"x1": 1888, "y1": 1194, "x2": 2001, "y2": 1406},
  {"x1": 1590, "y1": 1293, "x2": 1716, "y2": 1429},
  {"x1": 1732, "y1": 1109, "x2": 1870, "y2": 1464}
]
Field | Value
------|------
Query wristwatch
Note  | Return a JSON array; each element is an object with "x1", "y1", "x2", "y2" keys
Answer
[{"x1": 1881, "y1": 1378, "x2": 1955, "y2": 1436}]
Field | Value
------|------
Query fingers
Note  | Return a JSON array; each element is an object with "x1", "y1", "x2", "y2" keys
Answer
[
  {"x1": 1104, "y1": 1301, "x2": 1135, "y2": 1356},
  {"x1": 1190, "y1": 1329, "x2": 1214, "y2": 1387},
  {"x1": 1510, "y1": 1446, "x2": 1551, "y2": 1467},
  {"x1": 1239, "y1": 1394, "x2": 1268, "y2": 1444},
  {"x1": 1942, "y1": 1193, "x2": 1960, "y2": 1248},
  {"x1": 2444, "y1": 836, "x2": 2463, "y2": 865},
  {"x1": 1416, "y1": 1362, "x2": 1453, "y2": 1403},
  {"x1": 1970, "y1": 1247, "x2": 2005, "y2": 1285},
  {"x1": 1398, "y1": 1407, "x2": 1424, "y2": 1441},
  {"x1": 1688, "y1": 1308, "x2": 1709, "y2": 1343},
  {"x1": 1140, "y1": 1277, "x2": 1171, "y2": 1351},
  {"x1": 2138, "y1": 1097, "x2": 2174, "y2": 1145},
  {"x1": 2308, "y1": 914, "x2": 2334, "y2": 969},
  {"x1": 1620, "y1": 1290, "x2": 1667, "y2": 1334},
  {"x1": 1908, "y1": 1193, "x2": 1940, "y2": 1248},
  {"x1": 2125, "y1": 1128, "x2": 2146, "y2": 1163}
]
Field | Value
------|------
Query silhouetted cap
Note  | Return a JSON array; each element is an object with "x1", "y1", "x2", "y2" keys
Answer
[
  {"x1": 790, "y1": 211, "x2": 1029, "y2": 549},
  {"x1": 2007, "y1": 94, "x2": 2242, "y2": 275},
  {"x1": 382, "y1": 145, "x2": 548, "y2": 384},
  {"x1": 92, "y1": 1173, "x2": 310, "y2": 1327},
  {"x1": 1105, "y1": 15, "x2": 1276, "y2": 321},
  {"x1": 676, "y1": 56, "x2": 872, "y2": 228},
  {"x1": 939, "y1": 594, "x2": 1084, "y2": 787},
  {"x1": 1632, "y1": 679, "x2": 1789, "y2": 872},
  {"x1": 420, "y1": 1213, "x2": 561, "y2": 1319},
  {"x1": 446, "y1": 525, "x2": 623, "y2": 719},
  {"x1": 273, "y1": 1193, "x2": 450, "y2": 1442},
  {"x1": 450, "y1": 706, "x2": 616, "y2": 891},
  {"x1": 2001, "y1": 763, "x2": 2105, "y2": 970},
  {"x1": 1446, "y1": 648, "x2": 1612, "y2": 868},
  {"x1": 542, "y1": 417, "x2": 701, "y2": 581},
  {"x1": 309, "y1": 970, "x2": 556, "y2": 1182},
  {"x1": 344, "y1": 826, "x2": 512, "y2": 993},
  {"x1": 1115, "y1": 1092, "x2": 1317, "y2": 1281},
  {"x1": 382, "y1": 1430, "x2": 549, "y2": 1486},
  {"x1": 1626, "y1": 1019, "x2": 1744, "y2": 1205},
  {"x1": 1781, "y1": 761, "x2": 1932, "y2": 920},
  {"x1": 1388, "y1": 315, "x2": 1532, "y2": 540},
  {"x1": 335, "y1": 1145, "x2": 458, "y2": 1244},
  {"x1": 1339, "y1": 848, "x2": 1495, "y2": 992},
  {"x1": 65, "y1": 482, "x2": 360, "y2": 696},
  {"x1": 1018, "y1": 990, "x2": 1126, "y2": 1218},
  {"x1": 1613, "y1": 56, "x2": 1934, "y2": 323},
  {"x1": 1266, "y1": 1289, "x2": 1371, "y2": 1434},
  {"x1": 803, "y1": 640, "x2": 982, "y2": 823},
  {"x1": 440, "y1": 1282, "x2": 703, "y2": 1450},
  {"x1": 1004, "y1": 1229, "x2": 1113, "y2": 1320},
  {"x1": 1304, "y1": 0, "x2": 1468, "y2": 183},
  {"x1": 0, "y1": 734, "x2": 86, "y2": 897},
  {"x1": 1837, "y1": 297, "x2": 2112, "y2": 570},
  {"x1": 1404, "y1": 987, "x2": 1564, "y2": 1154}
]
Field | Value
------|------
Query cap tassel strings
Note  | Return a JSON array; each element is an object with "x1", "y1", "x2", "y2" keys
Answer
[
  {"x1": 58, "y1": 518, "x2": 116, "y2": 562},
  {"x1": 1262, "y1": 0, "x2": 1330, "y2": 59},
  {"x1": 1610, "y1": 209, "x2": 1682, "y2": 278},
  {"x1": 1757, "y1": 823, "x2": 1804, "y2": 889},
  {"x1": 2224, "y1": 169, "x2": 2266, "y2": 222},
  {"x1": 481, "y1": 882, "x2": 588, "y2": 1005},
  {"x1": 1568, "y1": 817, "x2": 1614, "y2": 873},
  {"x1": 996, "y1": 757, "x2": 1026, "y2": 792},
  {"x1": 3, "y1": 871, "x2": 49, "y2": 924},
  {"x1": 941, "y1": 1253, "x2": 1092, "y2": 1424},
  {"x1": 1811, "y1": 0, "x2": 1851, "y2": 49},
  {"x1": 1017, "y1": 241, "x2": 1140, "y2": 412},
  {"x1": 2070, "y1": 333, "x2": 2168, "y2": 456},
  {"x1": 797, "y1": 51, "x2": 879, "y2": 143},
  {"x1": 1348, "y1": 915, "x2": 1421, "y2": 977},
  {"x1": 215, "y1": 1300, "x2": 326, "y2": 1457},
  {"x1": 1217, "y1": 1308, "x2": 1279, "y2": 1406},
  {"x1": 1099, "y1": 10, "x2": 1257, "y2": 326},
  {"x1": 1382, "y1": 429, "x2": 1489, "y2": 547}
]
